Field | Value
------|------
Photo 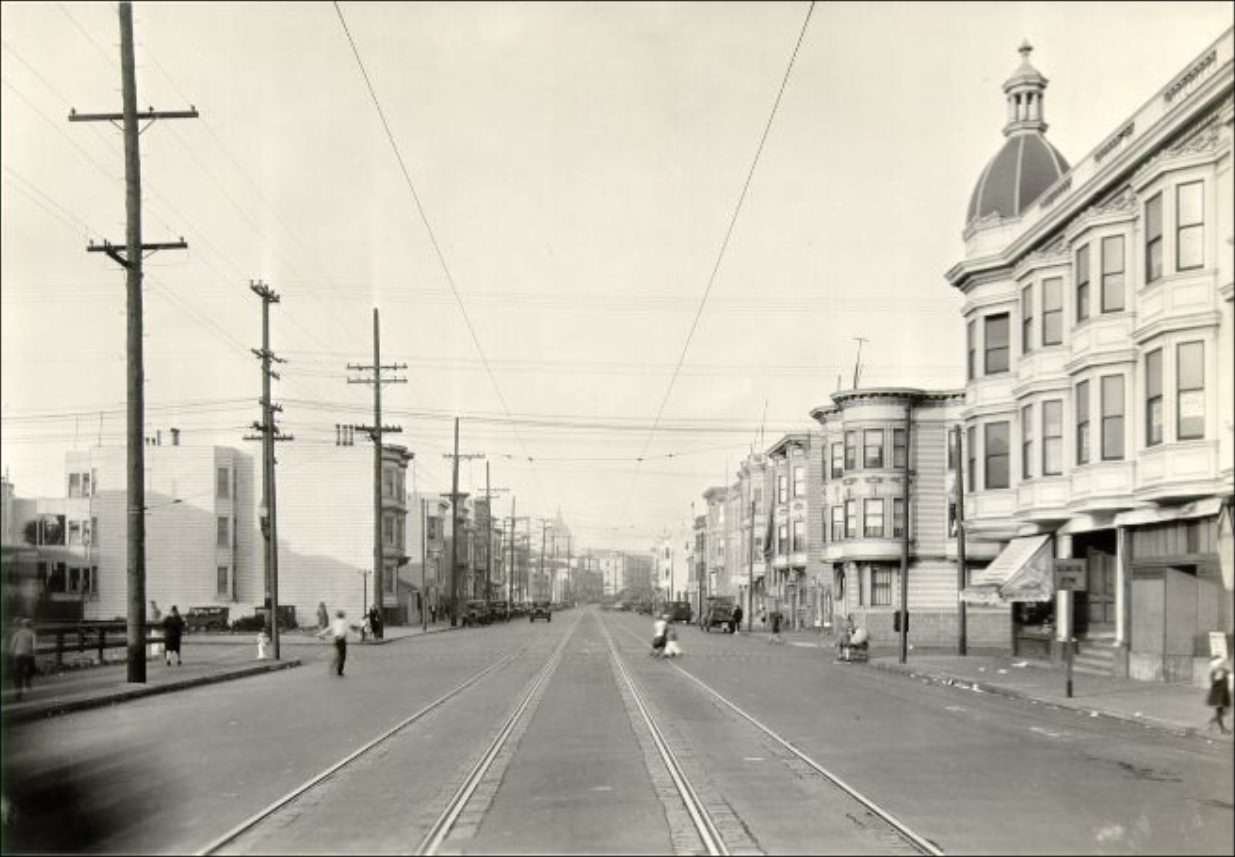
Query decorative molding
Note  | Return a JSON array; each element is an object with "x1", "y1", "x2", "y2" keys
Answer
[
  {"x1": 1036, "y1": 176, "x2": 1072, "y2": 210},
  {"x1": 1094, "y1": 122, "x2": 1136, "y2": 163},
  {"x1": 1163, "y1": 50, "x2": 1217, "y2": 104}
]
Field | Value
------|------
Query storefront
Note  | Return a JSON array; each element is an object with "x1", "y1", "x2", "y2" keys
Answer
[{"x1": 961, "y1": 534, "x2": 1055, "y2": 659}]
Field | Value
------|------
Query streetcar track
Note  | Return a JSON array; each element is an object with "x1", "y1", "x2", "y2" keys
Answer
[
  {"x1": 194, "y1": 645, "x2": 529, "y2": 856},
  {"x1": 609, "y1": 618, "x2": 944, "y2": 856},
  {"x1": 415, "y1": 613, "x2": 582, "y2": 855},
  {"x1": 597, "y1": 615, "x2": 731, "y2": 856}
]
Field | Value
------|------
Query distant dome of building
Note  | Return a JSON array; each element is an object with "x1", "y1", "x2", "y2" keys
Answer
[{"x1": 966, "y1": 40, "x2": 1070, "y2": 228}]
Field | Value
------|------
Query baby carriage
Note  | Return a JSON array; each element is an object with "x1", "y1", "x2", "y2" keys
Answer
[{"x1": 663, "y1": 626, "x2": 682, "y2": 658}]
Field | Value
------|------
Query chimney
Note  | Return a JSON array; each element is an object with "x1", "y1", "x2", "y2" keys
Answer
[{"x1": 170, "y1": 427, "x2": 180, "y2": 446}]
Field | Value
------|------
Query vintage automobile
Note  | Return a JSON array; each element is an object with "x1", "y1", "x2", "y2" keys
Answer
[
  {"x1": 529, "y1": 600, "x2": 552, "y2": 622},
  {"x1": 666, "y1": 601, "x2": 693, "y2": 624},
  {"x1": 185, "y1": 606, "x2": 230, "y2": 632},
  {"x1": 701, "y1": 598, "x2": 737, "y2": 632},
  {"x1": 461, "y1": 600, "x2": 494, "y2": 627},
  {"x1": 489, "y1": 600, "x2": 510, "y2": 622}
]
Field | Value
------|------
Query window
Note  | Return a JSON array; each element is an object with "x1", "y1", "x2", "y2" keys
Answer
[
  {"x1": 777, "y1": 474, "x2": 787, "y2": 503},
  {"x1": 1177, "y1": 341, "x2": 1204, "y2": 439},
  {"x1": 1042, "y1": 278, "x2": 1063, "y2": 345},
  {"x1": 90, "y1": 517, "x2": 97, "y2": 546},
  {"x1": 1146, "y1": 349, "x2": 1163, "y2": 447},
  {"x1": 844, "y1": 431, "x2": 857, "y2": 471},
  {"x1": 1021, "y1": 284, "x2": 1034, "y2": 354},
  {"x1": 863, "y1": 429, "x2": 884, "y2": 469},
  {"x1": 967, "y1": 426, "x2": 977, "y2": 492},
  {"x1": 967, "y1": 320, "x2": 976, "y2": 380},
  {"x1": 792, "y1": 519, "x2": 805, "y2": 552},
  {"x1": 1076, "y1": 380, "x2": 1091, "y2": 465},
  {"x1": 985, "y1": 422, "x2": 1010, "y2": 489},
  {"x1": 984, "y1": 314, "x2": 1010, "y2": 374},
  {"x1": 864, "y1": 499, "x2": 884, "y2": 538},
  {"x1": 1145, "y1": 193, "x2": 1163, "y2": 283},
  {"x1": 793, "y1": 466, "x2": 805, "y2": 498},
  {"x1": 754, "y1": 487, "x2": 763, "y2": 512},
  {"x1": 82, "y1": 471, "x2": 92, "y2": 497},
  {"x1": 1042, "y1": 400, "x2": 1063, "y2": 476},
  {"x1": 69, "y1": 473, "x2": 81, "y2": 498},
  {"x1": 216, "y1": 517, "x2": 230, "y2": 548},
  {"x1": 1021, "y1": 404, "x2": 1034, "y2": 480},
  {"x1": 845, "y1": 500, "x2": 857, "y2": 539},
  {"x1": 871, "y1": 568, "x2": 893, "y2": 606},
  {"x1": 1076, "y1": 244, "x2": 1090, "y2": 322},
  {"x1": 1101, "y1": 375, "x2": 1125, "y2": 460},
  {"x1": 777, "y1": 523, "x2": 788, "y2": 553},
  {"x1": 893, "y1": 498, "x2": 906, "y2": 538},
  {"x1": 382, "y1": 468, "x2": 395, "y2": 499},
  {"x1": 892, "y1": 428, "x2": 907, "y2": 468},
  {"x1": 1101, "y1": 235, "x2": 1125, "y2": 312},
  {"x1": 831, "y1": 506, "x2": 844, "y2": 541},
  {"x1": 216, "y1": 467, "x2": 230, "y2": 499},
  {"x1": 384, "y1": 514, "x2": 397, "y2": 547},
  {"x1": 1176, "y1": 181, "x2": 1203, "y2": 271},
  {"x1": 831, "y1": 443, "x2": 844, "y2": 479},
  {"x1": 217, "y1": 565, "x2": 230, "y2": 596},
  {"x1": 68, "y1": 521, "x2": 81, "y2": 546}
]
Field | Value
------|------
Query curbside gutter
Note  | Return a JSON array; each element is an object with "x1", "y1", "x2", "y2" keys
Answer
[
  {"x1": 866, "y1": 660, "x2": 1232, "y2": 744},
  {"x1": 3, "y1": 659, "x2": 301, "y2": 725}
]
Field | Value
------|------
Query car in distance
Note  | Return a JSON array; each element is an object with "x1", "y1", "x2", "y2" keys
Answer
[
  {"x1": 529, "y1": 600, "x2": 552, "y2": 622},
  {"x1": 490, "y1": 600, "x2": 510, "y2": 622},
  {"x1": 701, "y1": 598, "x2": 737, "y2": 632},
  {"x1": 461, "y1": 600, "x2": 494, "y2": 627},
  {"x1": 666, "y1": 601, "x2": 693, "y2": 624},
  {"x1": 185, "y1": 606, "x2": 230, "y2": 632}
]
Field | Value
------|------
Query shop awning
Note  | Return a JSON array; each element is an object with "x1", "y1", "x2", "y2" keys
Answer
[
  {"x1": 1112, "y1": 497, "x2": 1223, "y2": 528},
  {"x1": 960, "y1": 534, "x2": 1053, "y2": 606}
]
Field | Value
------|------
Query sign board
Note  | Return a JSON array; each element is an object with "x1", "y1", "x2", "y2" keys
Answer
[
  {"x1": 1053, "y1": 559, "x2": 1087, "y2": 592},
  {"x1": 1210, "y1": 631, "x2": 1230, "y2": 660}
]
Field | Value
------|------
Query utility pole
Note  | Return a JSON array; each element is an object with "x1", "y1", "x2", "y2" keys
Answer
[
  {"x1": 346, "y1": 308, "x2": 406, "y2": 639},
  {"x1": 481, "y1": 462, "x2": 510, "y2": 609},
  {"x1": 243, "y1": 281, "x2": 292, "y2": 660},
  {"x1": 71, "y1": 1, "x2": 197, "y2": 684},
  {"x1": 852, "y1": 336, "x2": 868, "y2": 389},
  {"x1": 508, "y1": 498, "x2": 516, "y2": 607},
  {"x1": 747, "y1": 499, "x2": 755, "y2": 633},
  {"x1": 954, "y1": 424, "x2": 968, "y2": 656},
  {"x1": 566, "y1": 535, "x2": 573, "y2": 605},
  {"x1": 443, "y1": 418, "x2": 484, "y2": 624},
  {"x1": 898, "y1": 405, "x2": 912, "y2": 665},
  {"x1": 538, "y1": 519, "x2": 552, "y2": 602},
  {"x1": 421, "y1": 497, "x2": 429, "y2": 632}
]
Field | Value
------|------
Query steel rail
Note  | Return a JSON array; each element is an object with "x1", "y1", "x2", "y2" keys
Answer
[
  {"x1": 598, "y1": 616, "x2": 728, "y2": 856},
  {"x1": 194, "y1": 647, "x2": 525, "y2": 856},
  {"x1": 415, "y1": 615, "x2": 580, "y2": 855},
  {"x1": 614, "y1": 622, "x2": 943, "y2": 856}
]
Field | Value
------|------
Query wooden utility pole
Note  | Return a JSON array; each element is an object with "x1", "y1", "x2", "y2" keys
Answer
[
  {"x1": 508, "y1": 497, "x2": 516, "y2": 607},
  {"x1": 539, "y1": 520, "x2": 551, "y2": 602},
  {"x1": 346, "y1": 308, "x2": 405, "y2": 638},
  {"x1": 747, "y1": 499, "x2": 755, "y2": 632},
  {"x1": 71, "y1": 1, "x2": 196, "y2": 684},
  {"x1": 954, "y1": 424, "x2": 968, "y2": 656},
  {"x1": 852, "y1": 337, "x2": 868, "y2": 389},
  {"x1": 243, "y1": 281, "x2": 292, "y2": 659},
  {"x1": 898, "y1": 405, "x2": 912, "y2": 665},
  {"x1": 443, "y1": 418, "x2": 484, "y2": 624},
  {"x1": 421, "y1": 497, "x2": 429, "y2": 632},
  {"x1": 481, "y1": 462, "x2": 510, "y2": 608}
]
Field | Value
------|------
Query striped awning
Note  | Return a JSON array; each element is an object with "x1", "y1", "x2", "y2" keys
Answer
[{"x1": 961, "y1": 534, "x2": 1053, "y2": 606}]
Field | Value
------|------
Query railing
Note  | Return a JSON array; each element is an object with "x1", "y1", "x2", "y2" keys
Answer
[{"x1": 23, "y1": 621, "x2": 168, "y2": 668}]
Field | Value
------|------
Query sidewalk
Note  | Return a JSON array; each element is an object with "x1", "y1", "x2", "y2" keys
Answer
[
  {"x1": 1, "y1": 621, "x2": 456, "y2": 725},
  {"x1": 739, "y1": 626, "x2": 1233, "y2": 744}
]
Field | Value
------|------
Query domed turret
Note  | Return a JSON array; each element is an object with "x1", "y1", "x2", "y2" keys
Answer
[{"x1": 966, "y1": 41, "x2": 1070, "y2": 228}]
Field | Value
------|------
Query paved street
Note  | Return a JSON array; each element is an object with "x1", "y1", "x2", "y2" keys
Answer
[{"x1": 3, "y1": 607, "x2": 1231, "y2": 855}]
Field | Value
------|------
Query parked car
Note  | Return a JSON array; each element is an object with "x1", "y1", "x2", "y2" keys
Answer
[
  {"x1": 185, "y1": 606, "x2": 229, "y2": 632},
  {"x1": 666, "y1": 601, "x2": 693, "y2": 624},
  {"x1": 490, "y1": 600, "x2": 510, "y2": 622},
  {"x1": 702, "y1": 598, "x2": 737, "y2": 632},
  {"x1": 529, "y1": 601, "x2": 552, "y2": 622},
  {"x1": 462, "y1": 600, "x2": 493, "y2": 627}
]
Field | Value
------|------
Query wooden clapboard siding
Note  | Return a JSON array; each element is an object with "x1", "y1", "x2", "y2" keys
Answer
[
  {"x1": 908, "y1": 559, "x2": 958, "y2": 609},
  {"x1": 912, "y1": 419, "x2": 950, "y2": 558}
]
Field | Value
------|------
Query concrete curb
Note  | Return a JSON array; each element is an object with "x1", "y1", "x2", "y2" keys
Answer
[
  {"x1": 867, "y1": 660, "x2": 1232, "y2": 744},
  {"x1": 3, "y1": 659, "x2": 301, "y2": 725}
]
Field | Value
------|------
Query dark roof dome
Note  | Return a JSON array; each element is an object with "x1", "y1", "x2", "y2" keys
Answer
[{"x1": 966, "y1": 40, "x2": 1070, "y2": 228}]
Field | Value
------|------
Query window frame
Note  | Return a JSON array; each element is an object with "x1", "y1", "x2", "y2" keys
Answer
[
  {"x1": 1041, "y1": 277, "x2": 1063, "y2": 346},
  {"x1": 966, "y1": 320, "x2": 976, "y2": 381},
  {"x1": 984, "y1": 422, "x2": 1010, "y2": 490},
  {"x1": 216, "y1": 466, "x2": 230, "y2": 500},
  {"x1": 1175, "y1": 181, "x2": 1204, "y2": 271},
  {"x1": 863, "y1": 498, "x2": 884, "y2": 539},
  {"x1": 871, "y1": 568, "x2": 893, "y2": 606},
  {"x1": 1100, "y1": 234, "x2": 1126, "y2": 313},
  {"x1": 1100, "y1": 375, "x2": 1125, "y2": 461},
  {"x1": 1075, "y1": 244, "x2": 1090, "y2": 322},
  {"x1": 1176, "y1": 340, "x2": 1205, "y2": 440},
  {"x1": 845, "y1": 500, "x2": 857, "y2": 540},
  {"x1": 1145, "y1": 348, "x2": 1163, "y2": 447},
  {"x1": 1021, "y1": 403, "x2": 1034, "y2": 480},
  {"x1": 1021, "y1": 284, "x2": 1034, "y2": 355},
  {"x1": 863, "y1": 428, "x2": 885, "y2": 469},
  {"x1": 792, "y1": 466, "x2": 805, "y2": 498},
  {"x1": 831, "y1": 506, "x2": 845, "y2": 541},
  {"x1": 1145, "y1": 192, "x2": 1163, "y2": 283},
  {"x1": 892, "y1": 428, "x2": 907, "y2": 469},
  {"x1": 892, "y1": 497, "x2": 906, "y2": 538},
  {"x1": 830, "y1": 442, "x2": 844, "y2": 479},
  {"x1": 777, "y1": 473, "x2": 788, "y2": 503},
  {"x1": 984, "y1": 313, "x2": 1010, "y2": 375},
  {"x1": 967, "y1": 426, "x2": 977, "y2": 492},
  {"x1": 1076, "y1": 380, "x2": 1091, "y2": 465},
  {"x1": 1042, "y1": 399, "x2": 1063, "y2": 476},
  {"x1": 216, "y1": 516, "x2": 230, "y2": 548},
  {"x1": 792, "y1": 519, "x2": 805, "y2": 552},
  {"x1": 217, "y1": 565, "x2": 230, "y2": 597}
]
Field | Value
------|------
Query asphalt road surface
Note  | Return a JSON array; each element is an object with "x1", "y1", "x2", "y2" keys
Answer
[{"x1": 3, "y1": 606, "x2": 1231, "y2": 855}]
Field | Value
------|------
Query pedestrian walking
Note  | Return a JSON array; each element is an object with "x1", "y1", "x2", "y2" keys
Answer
[
  {"x1": 148, "y1": 600, "x2": 164, "y2": 658},
  {"x1": 368, "y1": 603, "x2": 383, "y2": 640},
  {"x1": 769, "y1": 610, "x2": 784, "y2": 645},
  {"x1": 1206, "y1": 654, "x2": 1231, "y2": 734},
  {"x1": 650, "y1": 614, "x2": 669, "y2": 658},
  {"x1": 9, "y1": 618, "x2": 36, "y2": 701},
  {"x1": 316, "y1": 601, "x2": 329, "y2": 631},
  {"x1": 317, "y1": 610, "x2": 355, "y2": 676},
  {"x1": 731, "y1": 604, "x2": 744, "y2": 635},
  {"x1": 162, "y1": 605, "x2": 185, "y2": 666}
]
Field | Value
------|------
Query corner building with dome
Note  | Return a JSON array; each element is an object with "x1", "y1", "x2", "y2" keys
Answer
[{"x1": 945, "y1": 32, "x2": 1233, "y2": 683}]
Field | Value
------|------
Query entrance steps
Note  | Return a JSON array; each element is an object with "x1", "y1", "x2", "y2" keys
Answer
[{"x1": 1073, "y1": 634, "x2": 1117, "y2": 676}]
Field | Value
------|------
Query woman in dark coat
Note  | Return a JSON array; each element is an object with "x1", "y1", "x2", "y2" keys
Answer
[
  {"x1": 162, "y1": 605, "x2": 185, "y2": 666},
  {"x1": 1207, "y1": 655, "x2": 1231, "y2": 734}
]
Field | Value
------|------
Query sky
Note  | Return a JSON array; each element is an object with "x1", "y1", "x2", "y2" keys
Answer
[{"x1": 2, "y1": 1, "x2": 1232, "y2": 551}]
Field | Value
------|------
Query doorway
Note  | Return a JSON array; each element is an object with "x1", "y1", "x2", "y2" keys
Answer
[{"x1": 1073, "y1": 530, "x2": 1117, "y2": 635}]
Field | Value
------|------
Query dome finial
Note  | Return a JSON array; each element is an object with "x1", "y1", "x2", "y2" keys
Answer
[{"x1": 1018, "y1": 38, "x2": 1033, "y2": 60}]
